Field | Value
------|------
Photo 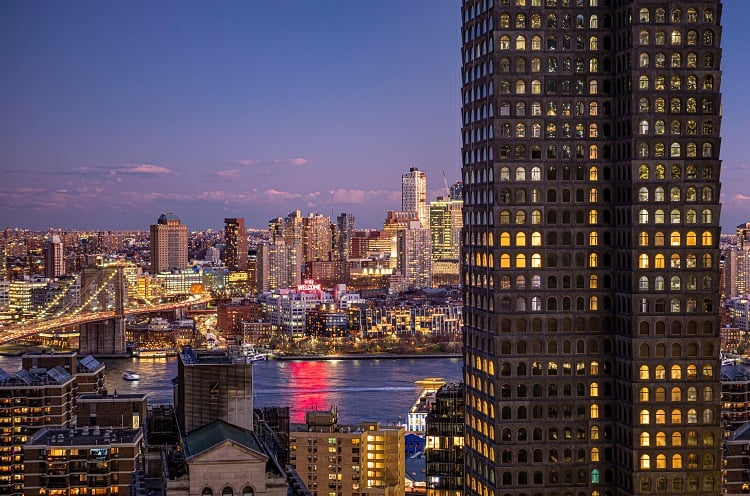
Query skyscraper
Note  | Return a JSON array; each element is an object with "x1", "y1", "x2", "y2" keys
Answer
[
  {"x1": 397, "y1": 220, "x2": 433, "y2": 289},
  {"x1": 430, "y1": 196, "x2": 463, "y2": 285},
  {"x1": 43, "y1": 234, "x2": 64, "y2": 279},
  {"x1": 336, "y1": 212, "x2": 356, "y2": 261},
  {"x1": 150, "y1": 212, "x2": 188, "y2": 274},
  {"x1": 461, "y1": 3, "x2": 723, "y2": 496},
  {"x1": 224, "y1": 217, "x2": 248, "y2": 271},
  {"x1": 0, "y1": 243, "x2": 7, "y2": 281},
  {"x1": 302, "y1": 212, "x2": 333, "y2": 263},
  {"x1": 724, "y1": 222, "x2": 750, "y2": 298},
  {"x1": 402, "y1": 166, "x2": 428, "y2": 229}
]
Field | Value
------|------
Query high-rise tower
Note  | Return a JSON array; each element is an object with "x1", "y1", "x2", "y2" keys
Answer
[
  {"x1": 403, "y1": 166, "x2": 429, "y2": 229},
  {"x1": 43, "y1": 234, "x2": 64, "y2": 279},
  {"x1": 150, "y1": 212, "x2": 188, "y2": 274},
  {"x1": 224, "y1": 217, "x2": 248, "y2": 271},
  {"x1": 460, "y1": 3, "x2": 723, "y2": 496}
]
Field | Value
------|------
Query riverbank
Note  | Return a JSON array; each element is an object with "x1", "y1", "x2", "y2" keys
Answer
[{"x1": 273, "y1": 352, "x2": 461, "y2": 361}]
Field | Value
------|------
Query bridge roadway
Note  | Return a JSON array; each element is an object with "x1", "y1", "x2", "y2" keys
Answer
[{"x1": 0, "y1": 294, "x2": 214, "y2": 345}]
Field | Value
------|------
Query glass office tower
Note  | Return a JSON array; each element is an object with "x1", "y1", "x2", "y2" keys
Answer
[{"x1": 460, "y1": 2, "x2": 723, "y2": 496}]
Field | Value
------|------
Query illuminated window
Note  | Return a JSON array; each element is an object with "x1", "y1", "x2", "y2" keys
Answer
[{"x1": 640, "y1": 365, "x2": 649, "y2": 379}]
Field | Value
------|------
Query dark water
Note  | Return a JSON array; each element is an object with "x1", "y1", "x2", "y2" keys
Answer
[{"x1": 0, "y1": 355, "x2": 462, "y2": 424}]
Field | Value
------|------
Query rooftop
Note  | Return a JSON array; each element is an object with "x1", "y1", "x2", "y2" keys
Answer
[{"x1": 27, "y1": 426, "x2": 143, "y2": 447}]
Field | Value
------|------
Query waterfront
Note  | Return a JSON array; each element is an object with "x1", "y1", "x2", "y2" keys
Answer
[{"x1": 0, "y1": 354, "x2": 462, "y2": 424}]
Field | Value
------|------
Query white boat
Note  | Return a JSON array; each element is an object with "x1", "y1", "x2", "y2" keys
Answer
[
  {"x1": 123, "y1": 370, "x2": 141, "y2": 381},
  {"x1": 241, "y1": 344, "x2": 270, "y2": 362}
]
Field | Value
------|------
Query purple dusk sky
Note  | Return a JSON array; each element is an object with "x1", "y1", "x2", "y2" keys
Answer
[{"x1": 1, "y1": 1, "x2": 749, "y2": 232}]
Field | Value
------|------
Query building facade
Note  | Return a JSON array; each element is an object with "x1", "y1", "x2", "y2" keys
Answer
[
  {"x1": 150, "y1": 213, "x2": 189, "y2": 274},
  {"x1": 0, "y1": 364, "x2": 76, "y2": 495},
  {"x1": 43, "y1": 234, "x2": 65, "y2": 279},
  {"x1": 257, "y1": 240, "x2": 302, "y2": 292},
  {"x1": 402, "y1": 167, "x2": 428, "y2": 229},
  {"x1": 302, "y1": 213, "x2": 333, "y2": 264},
  {"x1": 22, "y1": 426, "x2": 144, "y2": 496},
  {"x1": 397, "y1": 222, "x2": 433, "y2": 289},
  {"x1": 224, "y1": 217, "x2": 248, "y2": 271},
  {"x1": 425, "y1": 383, "x2": 464, "y2": 496},
  {"x1": 430, "y1": 197, "x2": 463, "y2": 285},
  {"x1": 290, "y1": 409, "x2": 405, "y2": 496},
  {"x1": 176, "y1": 348, "x2": 254, "y2": 433},
  {"x1": 460, "y1": 3, "x2": 723, "y2": 496}
]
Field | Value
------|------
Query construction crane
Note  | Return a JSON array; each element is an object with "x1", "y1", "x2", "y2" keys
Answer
[{"x1": 442, "y1": 170, "x2": 451, "y2": 199}]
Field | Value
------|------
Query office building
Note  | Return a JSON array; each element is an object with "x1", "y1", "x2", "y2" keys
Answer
[
  {"x1": 150, "y1": 213, "x2": 189, "y2": 274},
  {"x1": 290, "y1": 408, "x2": 405, "y2": 496},
  {"x1": 429, "y1": 197, "x2": 463, "y2": 285},
  {"x1": 336, "y1": 212, "x2": 356, "y2": 261},
  {"x1": 176, "y1": 347, "x2": 254, "y2": 433},
  {"x1": 403, "y1": 167, "x2": 428, "y2": 229},
  {"x1": 449, "y1": 181, "x2": 463, "y2": 201},
  {"x1": 425, "y1": 383, "x2": 464, "y2": 496},
  {"x1": 43, "y1": 234, "x2": 65, "y2": 279},
  {"x1": 724, "y1": 222, "x2": 750, "y2": 298},
  {"x1": 224, "y1": 217, "x2": 248, "y2": 271},
  {"x1": 460, "y1": 3, "x2": 723, "y2": 496}
]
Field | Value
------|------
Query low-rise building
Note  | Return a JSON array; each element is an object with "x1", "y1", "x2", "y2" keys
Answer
[
  {"x1": 23, "y1": 426, "x2": 144, "y2": 496},
  {"x1": 290, "y1": 408, "x2": 405, "y2": 496},
  {"x1": 77, "y1": 393, "x2": 147, "y2": 429}
]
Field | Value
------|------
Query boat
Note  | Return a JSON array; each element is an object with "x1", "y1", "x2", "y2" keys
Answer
[
  {"x1": 132, "y1": 347, "x2": 178, "y2": 359},
  {"x1": 123, "y1": 371, "x2": 141, "y2": 381},
  {"x1": 240, "y1": 344, "x2": 271, "y2": 362}
]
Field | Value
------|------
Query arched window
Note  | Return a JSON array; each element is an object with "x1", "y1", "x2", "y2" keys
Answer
[
  {"x1": 202, "y1": 489, "x2": 214, "y2": 496},
  {"x1": 222, "y1": 487, "x2": 234, "y2": 496},
  {"x1": 242, "y1": 487, "x2": 254, "y2": 496}
]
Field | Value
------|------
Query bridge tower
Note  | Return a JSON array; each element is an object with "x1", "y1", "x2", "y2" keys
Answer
[{"x1": 78, "y1": 264, "x2": 128, "y2": 356}]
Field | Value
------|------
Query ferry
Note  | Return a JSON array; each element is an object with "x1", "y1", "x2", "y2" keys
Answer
[
  {"x1": 132, "y1": 347, "x2": 179, "y2": 359},
  {"x1": 123, "y1": 371, "x2": 141, "y2": 381}
]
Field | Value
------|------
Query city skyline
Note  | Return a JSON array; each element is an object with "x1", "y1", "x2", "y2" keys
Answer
[{"x1": 2, "y1": 1, "x2": 750, "y2": 231}]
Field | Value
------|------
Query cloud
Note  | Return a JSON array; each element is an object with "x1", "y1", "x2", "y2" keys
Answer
[
  {"x1": 273, "y1": 157, "x2": 309, "y2": 166},
  {"x1": 237, "y1": 157, "x2": 309, "y2": 167},
  {"x1": 729, "y1": 193, "x2": 750, "y2": 204},
  {"x1": 70, "y1": 163, "x2": 174, "y2": 176},
  {"x1": 236, "y1": 159, "x2": 259, "y2": 166},
  {"x1": 263, "y1": 189, "x2": 304, "y2": 201},
  {"x1": 216, "y1": 169, "x2": 242, "y2": 179},
  {"x1": 332, "y1": 188, "x2": 400, "y2": 204},
  {"x1": 118, "y1": 163, "x2": 173, "y2": 175}
]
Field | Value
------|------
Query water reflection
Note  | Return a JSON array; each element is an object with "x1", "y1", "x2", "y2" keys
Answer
[{"x1": 0, "y1": 355, "x2": 461, "y2": 424}]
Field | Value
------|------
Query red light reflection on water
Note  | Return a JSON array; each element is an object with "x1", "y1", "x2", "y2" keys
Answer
[{"x1": 286, "y1": 361, "x2": 333, "y2": 423}]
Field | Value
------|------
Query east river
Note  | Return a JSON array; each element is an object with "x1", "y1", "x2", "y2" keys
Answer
[{"x1": 0, "y1": 355, "x2": 462, "y2": 424}]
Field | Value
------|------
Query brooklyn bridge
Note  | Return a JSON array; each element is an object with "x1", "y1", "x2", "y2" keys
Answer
[{"x1": 0, "y1": 263, "x2": 213, "y2": 355}]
